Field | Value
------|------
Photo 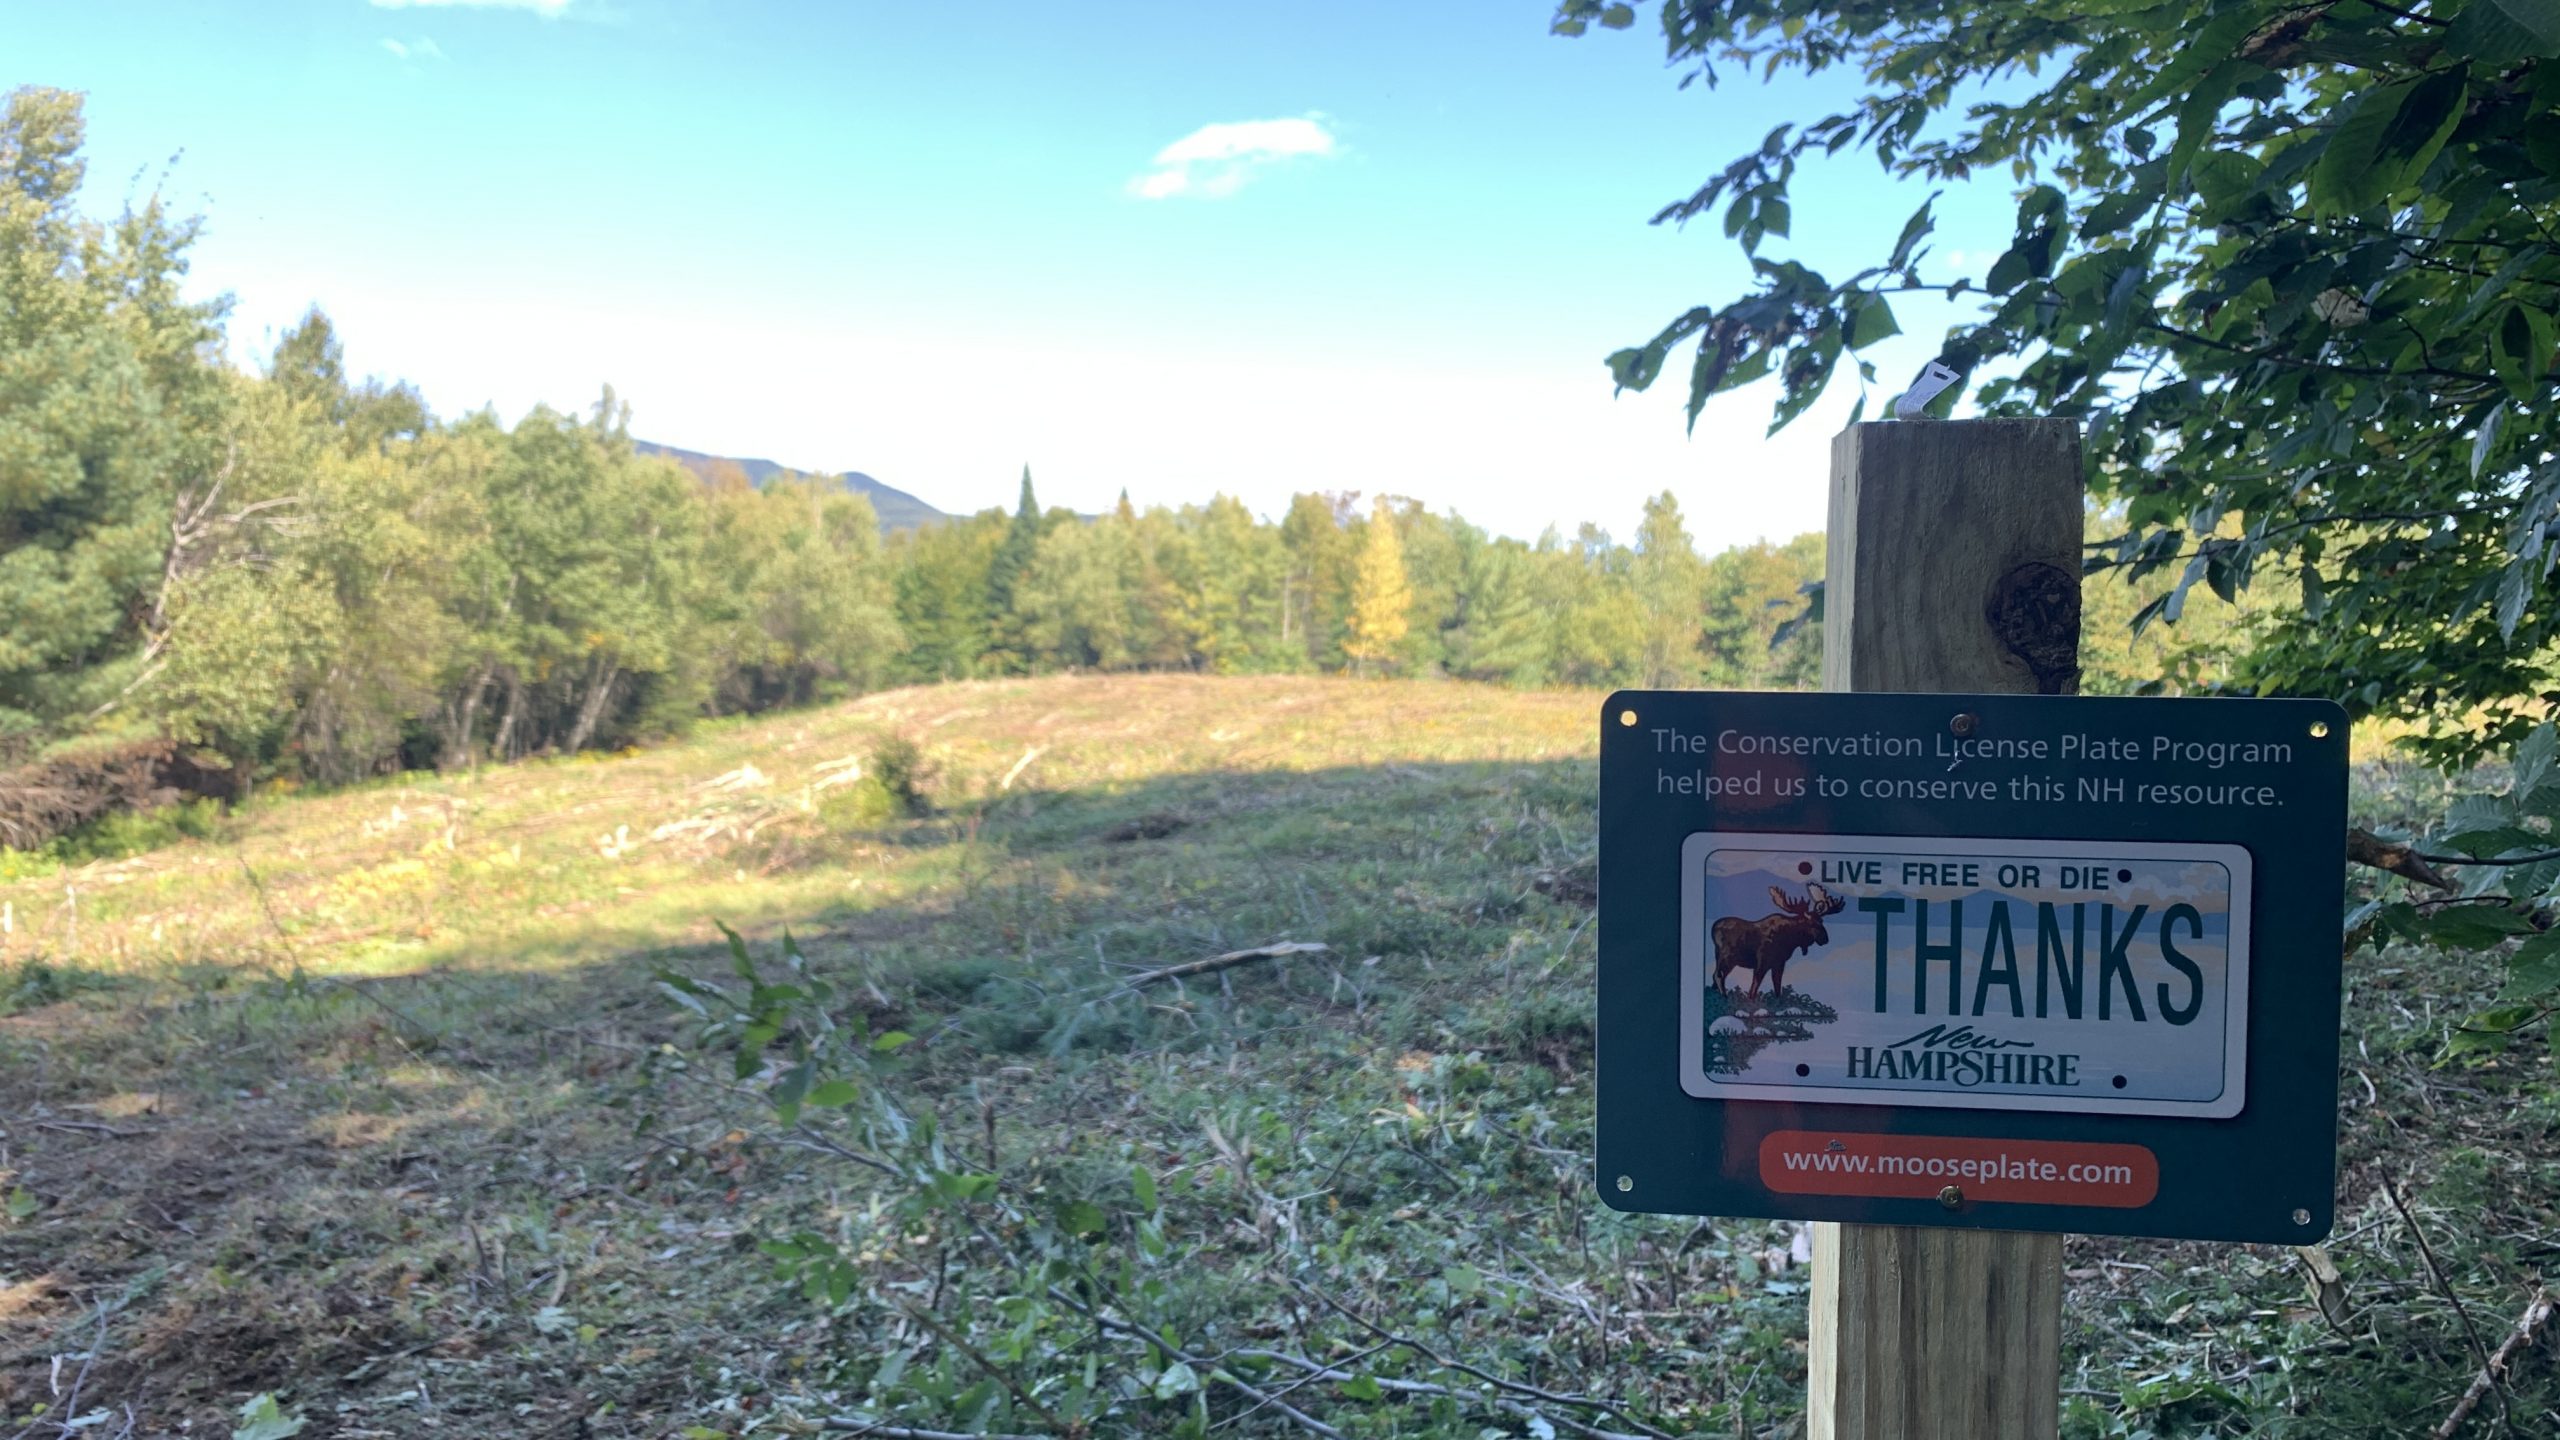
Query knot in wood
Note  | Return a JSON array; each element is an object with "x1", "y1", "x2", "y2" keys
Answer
[{"x1": 1985, "y1": 561, "x2": 2081, "y2": 696}]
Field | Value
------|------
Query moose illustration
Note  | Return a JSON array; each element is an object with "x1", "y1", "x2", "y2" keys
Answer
[{"x1": 1711, "y1": 883, "x2": 1847, "y2": 999}]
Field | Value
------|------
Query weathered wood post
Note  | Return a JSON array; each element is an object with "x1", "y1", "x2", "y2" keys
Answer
[{"x1": 1808, "y1": 417, "x2": 2083, "y2": 1439}]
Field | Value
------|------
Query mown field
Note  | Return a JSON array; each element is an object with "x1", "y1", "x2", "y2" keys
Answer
[{"x1": 0, "y1": 674, "x2": 2551, "y2": 1438}]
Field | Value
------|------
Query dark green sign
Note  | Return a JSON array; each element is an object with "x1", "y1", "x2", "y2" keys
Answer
[{"x1": 1597, "y1": 690, "x2": 2348, "y2": 1243}]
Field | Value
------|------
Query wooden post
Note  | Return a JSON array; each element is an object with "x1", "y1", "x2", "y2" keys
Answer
[{"x1": 1808, "y1": 417, "x2": 2081, "y2": 1439}]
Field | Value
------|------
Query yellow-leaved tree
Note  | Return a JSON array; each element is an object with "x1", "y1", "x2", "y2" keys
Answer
[{"x1": 1343, "y1": 497, "x2": 1411, "y2": 675}]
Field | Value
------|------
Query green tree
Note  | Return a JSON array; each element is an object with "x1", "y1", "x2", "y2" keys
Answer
[
  {"x1": 1344, "y1": 496, "x2": 1413, "y2": 673},
  {"x1": 268, "y1": 306, "x2": 429, "y2": 456},
  {"x1": 892, "y1": 513, "x2": 1004, "y2": 682},
  {"x1": 984, "y1": 466, "x2": 1044, "y2": 668},
  {"x1": 1699, "y1": 532, "x2": 1824, "y2": 690},
  {"x1": 1535, "y1": 525, "x2": 1646, "y2": 688},
  {"x1": 0, "y1": 86, "x2": 226, "y2": 756},
  {"x1": 1187, "y1": 495, "x2": 1294, "y2": 672},
  {"x1": 1280, "y1": 491, "x2": 1360, "y2": 668},
  {"x1": 703, "y1": 476, "x2": 904, "y2": 711},
  {"x1": 1445, "y1": 532, "x2": 1551, "y2": 687},
  {"x1": 1629, "y1": 491, "x2": 1709, "y2": 686},
  {"x1": 1563, "y1": 0, "x2": 2560, "y2": 756}
]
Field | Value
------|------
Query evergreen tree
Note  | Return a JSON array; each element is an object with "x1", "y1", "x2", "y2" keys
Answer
[
  {"x1": 1445, "y1": 533, "x2": 1549, "y2": 687},
  {"x1": 983, "y1": 466, "x2": 1042, "y2": 667},
  {"x1": 1344, "y1": 496, "x2": 1412, "y2": 674},
  {"x1": 0, "y1": 86, "x2": 227, "y2": 757}
]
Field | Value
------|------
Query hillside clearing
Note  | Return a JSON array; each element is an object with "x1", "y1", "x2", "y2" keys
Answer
[{"x1": 0, "y1": 675, "x2": 2551, "y2": 1437}]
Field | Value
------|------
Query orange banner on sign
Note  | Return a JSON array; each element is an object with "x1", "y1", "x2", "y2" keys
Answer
[{"x1": 1759, "y1": 1130, "x2": 2159, "y2": 1208}]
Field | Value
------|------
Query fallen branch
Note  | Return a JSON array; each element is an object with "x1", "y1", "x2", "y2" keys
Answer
[
  {"x1": 2348, "y1": 827, "x2": 2455, "y2": 891},
  {"x1": 891, "y1": 1298, "x2": 1068, "y2": 1436},
  {"x1": 2386, "y1": 1177, "x2": 2507, "y2": 1431},
  {"x1": 1236, "y1": 1348, "x2": 1653, "y2": 1440},
  {"x1": 1118, "y1": 942, "x2": 1328, "y2": 992},
  {"x1": 998, "y1": 746, "x2": 1045, "y2": 792},
  {"x1": 2434, "y1": 1288, "x2": 2555, "y2": 1440},
  {"x1": 824, "y1": 1414, "x2": 1044, "y2": 1424},
  {"x1": 1044, "y1": 1285, "x2": 1347, "y2": 1440},
  {"x1": 1288, "y1": 1277, "x2": 1676, "y2": 1440},
  {"x1": 33, "y1": 1120, "x2": 142, "y2": 1139}
]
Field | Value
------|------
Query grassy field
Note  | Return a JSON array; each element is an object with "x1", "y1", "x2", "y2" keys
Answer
[{"x1": 0, "y1": 674, "x2": 2551, "y2": 1438}]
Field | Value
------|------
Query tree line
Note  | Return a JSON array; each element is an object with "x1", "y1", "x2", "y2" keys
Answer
[{"x1": 3, "y1": 86, "x2": 1840, "y2": 790}]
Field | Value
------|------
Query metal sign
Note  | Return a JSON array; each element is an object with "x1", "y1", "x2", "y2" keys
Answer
[{"x1": 1598, "y1": 691, "x2": 2348, "y2": 1243}]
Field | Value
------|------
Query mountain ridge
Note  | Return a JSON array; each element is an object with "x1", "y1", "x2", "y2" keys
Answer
[{"x1": 634, "y1": 439, "x2": 946, "y2": 529}]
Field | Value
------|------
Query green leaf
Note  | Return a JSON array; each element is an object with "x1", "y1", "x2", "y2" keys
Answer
[
  {"x1": 1845, "y1": 293, "x2": 1900, "y2": 349},
  {"x1": 1338, "y1": 1373, "x2": 1385, "y2": 1401},
  {"x1": 2311, "y1": 82, "x2": 2412, "y2": 217},
  {"x1": 870, "y1": 1029, "x2": 915, "y2": 1053},
  {"x1": 1598, "y1": 3, "x2": 1637, "y2": 29},
  {"x1": 1986, "y1": 246, "x2": 2033, "y2": 296},
  {"x1": 2435, "y1": 825, "x2": 2546, "y2": 859},
  {"x1": 806, "y1": 1078, "x2": 860, "y2": 1108},
  {"x1": 2473, "y1": 401, "x2": 2507, "y2": 480},
  {"x1": 1153, "y1": 1360, "x2": 1202, "y2": 1400},
  {"x1": 2377, "y1": 67, "x2": 2469, "y2": 193},
  {"x1": 2166, "y1": 61, "x2": 2240, "y2": 194},
  {"x1": 2494, "y1": 930, "x2": 2560, "y2": 1004},
  {"x1": 2496, "y1": 558, "x2": 2535, "y2": 640},
  {"x1": 2191, "y1": 149, "x2": 2263, "y2": 215},
  {"x1": 2454, "y1": 244, "x2": 2548, "y2": 329},
  {"x1": 1132, "y1": 1163, "x2": 1159, "y2": 1214},
  {"x1": 2422, "y1": 904, "x2": 2540, "y2": 949},
  {"x1": 1889, "y1": 197, "x2": 1936, "y2": 269},
  {"x1": 232, "y1": 1394, "x2": 308, "y2": 1440},
  {"x1": 771, "y1": 1059, "x2": 813, "y2": 1125},
  {"x1": 1058, "y1": 1198, "x2": 1107, "y2": 1237},
  {"x1": 2514, "y1": 723, "x2": 2557, "y2": 796},
  {"x1": 2491, "y1": 304, "x2": 2544, "y2": 401},
  {"x1": 2449, "y1": 0, "x2": 2560, "y2": 65},
  {"x1": 5, "y1": 1187, "x2": 34, "y2": 1222}
]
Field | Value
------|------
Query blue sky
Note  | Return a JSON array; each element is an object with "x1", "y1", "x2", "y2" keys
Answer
[{"x1": 16, "y1": 0, "x2": 2019, "y2": 544}]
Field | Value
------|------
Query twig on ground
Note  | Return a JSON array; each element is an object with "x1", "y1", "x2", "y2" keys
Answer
[
  {"x1": 8, "y1": 1306, "x2": 113, "y2": 1440},
  {"x1": 2434, "y1": 1289, "x2": 2555, "y2": 1440},
  {"x1": 829, "y1": 1414, "x2": 1049, "y2": 1424},
  {"x1": 2385, "y1": 1176, "x2": 2508, "y2": 1431},
  {"x1": 1286, "y1": 1278, "x2": 1675, "y2": 1440},
  {"x1": 1043, "y1": 1285, "x2": 1347, "y2": 1440},
  {"x1": 33, "y1": 1120, "x2": 141, "y2": 1139},
  {"x1": 1235, "y1": 1347, "x2": 1652, "y2": 1440},
  {"x1": 1116, "y1": 942, "x2": 1328, "y2": 994}
]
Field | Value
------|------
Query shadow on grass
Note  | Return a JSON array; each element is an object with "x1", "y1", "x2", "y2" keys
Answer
[{"x1": 0, "y1": 754, "x2": 1604, "y2": 1431}]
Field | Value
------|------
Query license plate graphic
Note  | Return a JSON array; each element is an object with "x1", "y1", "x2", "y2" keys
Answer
[{"x1": 1678, "y1": 834, "x2": 2251, "y2": 1118}]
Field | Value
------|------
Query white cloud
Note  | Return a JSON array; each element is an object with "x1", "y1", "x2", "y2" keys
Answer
[
  {"x1": 371, "y1": 0, "x2": 571, "y2": 14},
  {"x1": 1128, "y1": 116, "x2": 1337, "y2": 200},
  {"x1": 380, "y1": 37, "x2": 448, "y2": 61}
]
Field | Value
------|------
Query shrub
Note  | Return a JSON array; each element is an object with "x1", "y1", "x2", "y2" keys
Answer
[{"x1": 870, "y1": 733, "x2": 937, "y2": 817}]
